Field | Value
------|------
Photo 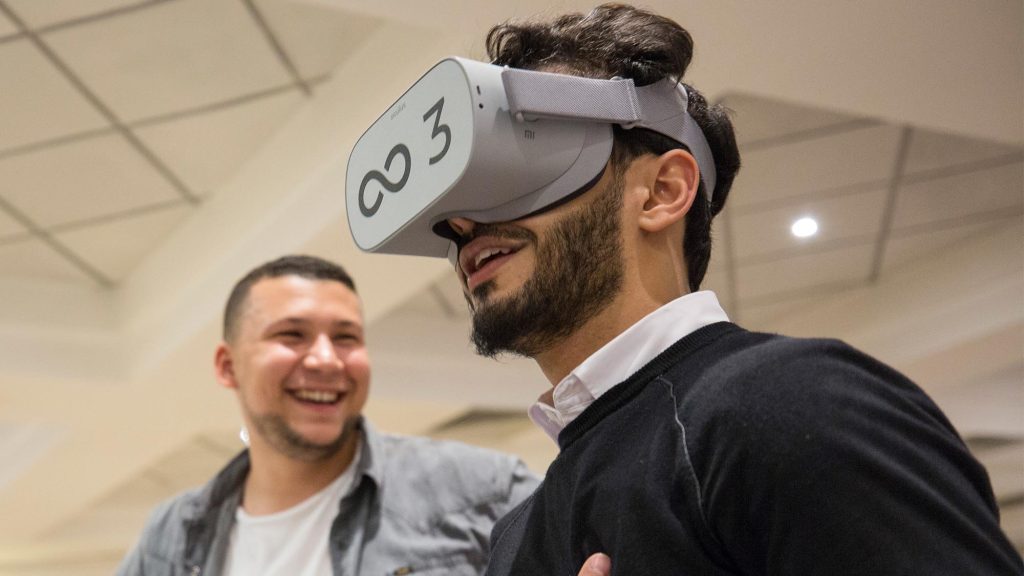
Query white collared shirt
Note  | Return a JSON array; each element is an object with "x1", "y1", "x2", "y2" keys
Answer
[{"x1": 528, "y1": 291, "x2": 729, "y2": 444}]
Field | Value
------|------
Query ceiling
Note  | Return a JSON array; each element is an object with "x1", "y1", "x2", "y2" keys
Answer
[
  {"x1": 0, "y1": 0, "x2": 1020, "y2": 572},
  {"x1": 0, "y1": 0, "x2": 380, "y2": 286}
]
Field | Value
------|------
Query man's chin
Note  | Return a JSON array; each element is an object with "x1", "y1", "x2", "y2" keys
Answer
[
  {"x1": 299, "y1": 433, "x2": 346, "y2": 449},
  {"x1": 254, "y1": 414, "x2": 358, "y2": 461},
  {"x1": 469, "y1": 280, "x2": 496, "y2": 304},
  {"x1": 465, "y1": 280, "x2": 501, "y2": 312},
  {"x1": 297, "y1": 419, "x2": 359, "y2": 448}
]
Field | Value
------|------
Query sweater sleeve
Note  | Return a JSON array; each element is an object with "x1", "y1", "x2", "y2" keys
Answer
[{"x1": 689, "y1": 338, "x2": 1022, "y2": 575}]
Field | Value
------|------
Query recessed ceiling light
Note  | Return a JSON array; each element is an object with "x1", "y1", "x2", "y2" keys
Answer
[{"x1": 791, "y1": 217, "x2": 819, "y2": 238}]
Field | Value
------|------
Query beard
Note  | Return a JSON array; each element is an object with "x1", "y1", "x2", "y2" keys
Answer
[
  {"x1": 249, "y1": 411, "x2": 360, "y2": 462},
  {"x1": 468, "y1": 174, "x2": 625, "y2": 358}
]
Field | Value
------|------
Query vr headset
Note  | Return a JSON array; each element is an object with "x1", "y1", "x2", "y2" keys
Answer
[{"x1": 345, "y1": 57, "x2": 716, "y2": 259}]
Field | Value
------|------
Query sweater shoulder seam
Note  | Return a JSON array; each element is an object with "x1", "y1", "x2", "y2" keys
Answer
[{"x1": 654, "y1": 375, "x2": 725, "y2": 553}]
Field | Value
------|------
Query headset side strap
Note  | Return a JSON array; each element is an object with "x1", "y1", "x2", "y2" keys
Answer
[
  {"x1": 501, "y1": 68, "x2": 717, "y2": 199},
  {"x1": 634, "y1": 81, "x2": 717, "y2": 199}
]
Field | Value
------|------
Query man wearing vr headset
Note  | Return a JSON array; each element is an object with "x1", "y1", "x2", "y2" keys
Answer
[
  {"x1": 347, "y1": 3, "x2": 1019, "y2": 575},
  {"x1": 437, "y1": 5, "x2": 1020, "y2": 576}
]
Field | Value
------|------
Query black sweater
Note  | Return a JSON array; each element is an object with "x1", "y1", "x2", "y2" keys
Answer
[{"x1": 486, "y1": 322, "x2": 1022, "y2": 575}]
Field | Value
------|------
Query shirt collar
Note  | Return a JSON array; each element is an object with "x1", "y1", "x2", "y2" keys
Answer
[
  {"x1": 356, "y1": 417, "x2": 384, "y2": 489},
  {"x1": 528, "y1": 290, "x2": 729, "y2": 443}
]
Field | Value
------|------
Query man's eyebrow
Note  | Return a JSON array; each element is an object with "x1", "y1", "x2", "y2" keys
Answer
[
  {"x1": 273, "y1": 317, "x2": 307, "y2": 325},
  {"x1": 273, "y1": 317, "x2": 362, "y2": 329},
  {"x1": 332, "y1": 320, "x2": 363, "y2": 330}
]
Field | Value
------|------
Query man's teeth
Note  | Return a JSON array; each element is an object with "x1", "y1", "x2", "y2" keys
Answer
[
  {"x1": 293, "y1": 390, "x2": 341, "y2": 404},
  {"x1": 474, "y1": 247, "x2": 512, "y2": 269}
]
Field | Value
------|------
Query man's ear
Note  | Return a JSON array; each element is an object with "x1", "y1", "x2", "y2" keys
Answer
[
  {"x1": 214, "y1": 343, "x2": 239, "y2": 390},
  {"x1": 638, "y1": 149, "x2": 700, "y2": 233}
]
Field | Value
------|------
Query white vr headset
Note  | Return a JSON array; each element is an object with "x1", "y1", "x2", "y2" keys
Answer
[{"x1": 345, "y1": 57, "x2": 716, "y2": 259}]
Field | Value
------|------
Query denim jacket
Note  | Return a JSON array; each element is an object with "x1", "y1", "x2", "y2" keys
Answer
[{"x1": 116, "y1": 419, "x2": 539, "y2": 575}]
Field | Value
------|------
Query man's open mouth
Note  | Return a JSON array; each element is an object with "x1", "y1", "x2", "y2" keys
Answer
[
  {"x1": 460, "y1": 240, "x2": 524, "y2": 278},
  {"x1": 289, "y1": 389, "x2": 342, "y2": 405},
  {"x1": 471, "y1": 246, "x2": 516, "y2": 273}
]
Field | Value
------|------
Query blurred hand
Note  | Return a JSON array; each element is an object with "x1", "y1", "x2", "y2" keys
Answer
[{"x1": 577, "y1": 553, "x2": 611, "y2": 576}]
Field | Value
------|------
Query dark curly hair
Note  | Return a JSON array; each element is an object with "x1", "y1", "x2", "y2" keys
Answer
[{"x1": 486, "y1": 3, "x2": 740, "y2": 291}]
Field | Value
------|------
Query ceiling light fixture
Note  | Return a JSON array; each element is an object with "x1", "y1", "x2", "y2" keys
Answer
[{"x1": 791, "y1": 217, "x2": 819, "y2": 238}]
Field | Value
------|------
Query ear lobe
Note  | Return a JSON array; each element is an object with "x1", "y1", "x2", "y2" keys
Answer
[
  {"x1": 214, "y1": 343, "x2": 239, "y2": 390},
  {"x1": 638, "y1": 149, "x2": 700, "y2": 233}
]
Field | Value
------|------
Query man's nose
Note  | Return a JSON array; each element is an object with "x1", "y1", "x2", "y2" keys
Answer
[
  {"x1": 304, "y1": 334, "x2": 342, "y2": 370},
  {"x1": 446, "y1": 217, "x2": 475, "y2": 238}
]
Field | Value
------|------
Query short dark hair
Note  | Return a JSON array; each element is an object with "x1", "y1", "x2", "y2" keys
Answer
[
  {"x1": 486, "y1": 3, "x2": 741, "y2": 291},
  {"x1": 222, "y1": 255, "x2": 356, "y2": 342}
]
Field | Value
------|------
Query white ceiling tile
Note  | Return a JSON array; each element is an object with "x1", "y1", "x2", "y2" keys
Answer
[
  {"x1": 707, "y1": 210, "x2": 732, "y2": 272},
  {"x1": 685, "y1": 209, "x2": 735, "y2": 311},
  {"x1": 0, "y1": 205, "x2": 28, "y2": 239},
  {"x1": 701, "y1": 273, "x2": 734, "y2": 315},
  {"x1": 386, "y1": 283, "x2": 445, "y2": 317},
  {"x1": 41, "y1": 499, "x2": 155, "y2": 545},
  {"x1": 5, "y1": 0, "x2": 146, "y2": 28},
  {"x1": 0, "y1": 10, "x2": 17, "y2": 36},
  {"x1": 701, "y1": 224, "x2": 733, "y2": 291},
  {"x1": 730, "y1": 124, "x2": 903, "y2": 209},
  {"x1": 253, "y1": 0, "x2": 383, "y2": 79},
  {"x1": 884, "y1": 218, "x2": 1020, "y2": 274},
  {"x1": 732, "y1": 188, "x2": 886, "y2": 262},
  {"x1": 893, "y1": 162, "x2": 1023, "y2": 229},
  {"x1": 53, "y1": 204, "x2": 192, "y2": 282},
  {"x1": 735, "y1": 244, "x2": 873, "y2": 302},
  {"x1": 905, "y1": 127, "x2": 1022, "y2": 175},
  {"x1": 0, "y1": 133, "x2": 182, "y2": 228},
  {"x1": 422, "y1": 268, "x2": 472, "y2": 319},
  {"x1": 0, "y1": 40, "x2": 109, "y2": 151},
  {"x1": 91, "y1": 470, "x2": 171, "y2": 509},
  {"x1": 0, "y1": 421, "x2": 64, "y2": 493},
  {"x1": 722, "y1": 92, "x2": 861, "y2": 146},
  {"x1": 44, "y1": 0, "x2": 292, "y2": 122},
  {"x1": 146, "y1": 436, "x2": 236, "y2": 490},
  {"x1": 978, "y1": 442, "x2": 1024, "y2": 503},
  {"x1": 375, "y1": 266, "x2": 470, "y2": 322},
  {"x1": 0, "y1": 238, "x2": 90, "y2": 283},
  {"x1": 199, "y1": 429, "x2": 247, "y2": 457},
  {"x1": 700, "y1": 270, "x2": 728, "y2": 294},
  {"x1": 135, "y1": 90, "x2": 304, "y2": 194},
  {"x1": 736, "y1": 299, "x2": 809, "y2": 332}
]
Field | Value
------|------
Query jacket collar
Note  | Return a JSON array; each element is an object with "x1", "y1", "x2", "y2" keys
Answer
[
  {"x1": 355, "y1": 418, "x2": 385, "y2": 491},
  {"x1": 182, "y1": 449, "x2": 248, "y2": 573},
  {"x1": 181, "y1": 417, "x2": 382, "y2": 572}
]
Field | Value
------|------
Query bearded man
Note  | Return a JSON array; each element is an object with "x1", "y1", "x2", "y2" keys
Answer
[{"x1": 439, "y1": 5, "x2": 1022, "y2": 575}]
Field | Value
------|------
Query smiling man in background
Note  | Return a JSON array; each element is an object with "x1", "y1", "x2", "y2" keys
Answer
[{"x1": 117, "y1": 255, "x2": 538, "y2": 576}]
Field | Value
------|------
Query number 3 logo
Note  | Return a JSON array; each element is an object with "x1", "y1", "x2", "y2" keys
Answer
[{"x1": 423, "y1": 97, "x2": 451, "y2": 165}]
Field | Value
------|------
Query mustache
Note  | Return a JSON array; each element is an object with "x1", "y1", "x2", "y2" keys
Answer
[{"x1": 455, "y1": 222, "x2": 536, "y2": 250}]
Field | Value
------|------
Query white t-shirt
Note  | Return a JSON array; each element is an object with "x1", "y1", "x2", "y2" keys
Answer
[{"x1": 223, "y1": 446, "x2": 361, "y2": 576}]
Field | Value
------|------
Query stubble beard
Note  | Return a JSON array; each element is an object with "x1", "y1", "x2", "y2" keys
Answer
[
  {"x1": 249, "y1": 411, "x2": 360, "y2": 462},
  {"x1": 468, "y1": 176, "x2": 625, "y2": 359}
]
